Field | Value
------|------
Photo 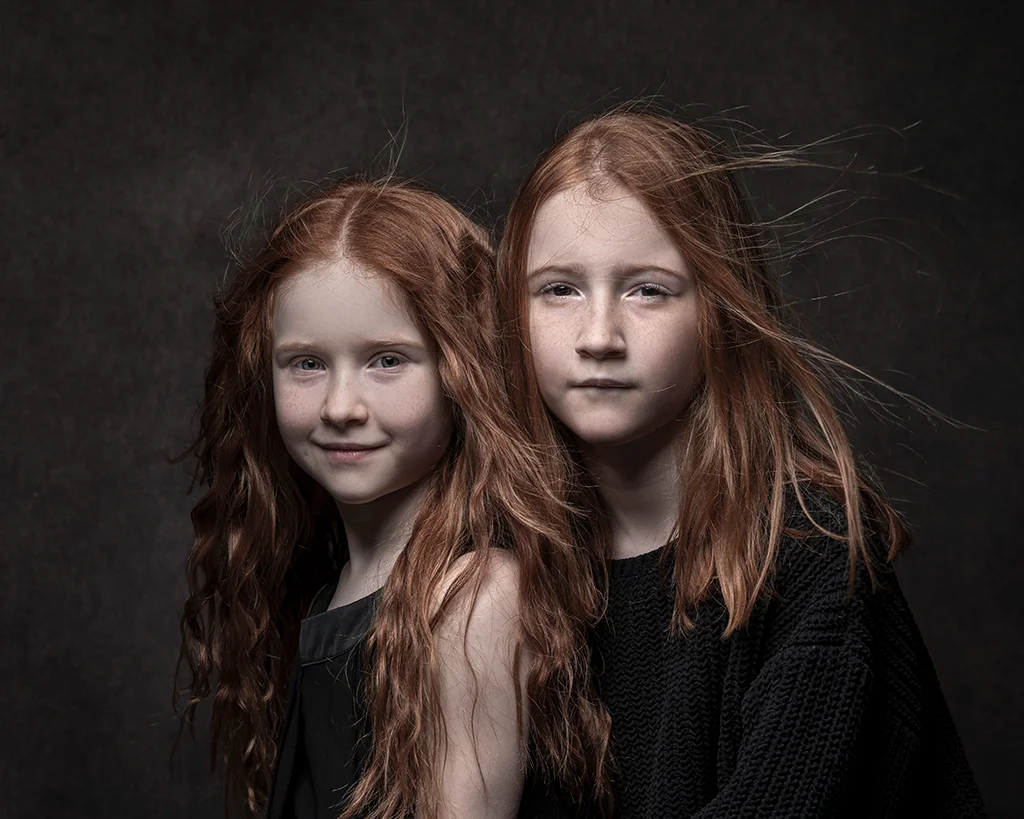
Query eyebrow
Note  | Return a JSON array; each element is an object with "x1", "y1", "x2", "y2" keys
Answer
[
  {"x1": 527, "y1": 263, "x2": 583, "y2": 281},
  {"x1": 362, "y1": 337, "x2": 425, "y2": 350},
  {"x1": 274, "y1": 338, "x2": 426, "y2": 355},
  {"x1": 527, "y1": 262, "x2": 688, "y2": 281},
  {"x1": 274, "y1": 341, "x2": 320, "y2": 355}
]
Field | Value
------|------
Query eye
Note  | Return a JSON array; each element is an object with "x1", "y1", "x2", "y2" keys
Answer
[
  {"x1": 371, "y1": 353, "x2": 404, "y2": 370},
  {"x1": 294, "y1": 357, "x2": 324, "y2": 371},
  {"x1": 629, "y1": 283, "x2": 671, "y2": 299},
  {"x1": 539, "y1": 282, "x2": 578, "y2": 298}
]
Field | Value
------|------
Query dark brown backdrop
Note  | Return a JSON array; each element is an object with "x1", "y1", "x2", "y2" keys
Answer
[{"x1": 2, "y1": 1, "x2": 1020, "y2": 816}]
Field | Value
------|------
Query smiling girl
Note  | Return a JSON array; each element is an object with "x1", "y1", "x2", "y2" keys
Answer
[
  {"x1": 177, "y1": 179, "x2": 611, "y2": 819},
  {"x1": 498, "y1": 111, "x2": 985, "y2": 817}
]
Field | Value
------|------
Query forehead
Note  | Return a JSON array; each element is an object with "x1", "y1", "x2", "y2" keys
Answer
[
  {"x1": 273, "y1": 255, "x2": 421, "y2": 338},
  {"x1": 527, "y1": 183, "x2": 682, "y2": 272}
]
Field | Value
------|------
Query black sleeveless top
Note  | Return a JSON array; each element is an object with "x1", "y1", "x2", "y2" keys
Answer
[{"x1": 266, "y1": 574, "x2": 571, "y2": 819}]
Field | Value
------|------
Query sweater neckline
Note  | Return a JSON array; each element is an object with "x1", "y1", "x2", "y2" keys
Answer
[{"x1": 608, "y1": 545, "x2": 668, "y2": 600}]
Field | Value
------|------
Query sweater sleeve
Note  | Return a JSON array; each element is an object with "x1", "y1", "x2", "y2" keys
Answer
[
  {"x1": 692, "y1": 540, "x2": 877, "y2": 818},
  {"x1": 693, "y1": 642, "x2": 874, "y2": 817},
  {"x1": 691, "y1": 524, "x2": 985, "y2": 818}
]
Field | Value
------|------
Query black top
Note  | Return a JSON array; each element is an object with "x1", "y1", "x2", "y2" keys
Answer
[
  {"x1": 289, "y1": 583, "x2": 378, "y2": 818},
  {"x1": 267, "y1": 574, "x2": 570, "y2": 819},
  {"x1": 592, "y1": 498, "x2": 986, "y2": 818}
]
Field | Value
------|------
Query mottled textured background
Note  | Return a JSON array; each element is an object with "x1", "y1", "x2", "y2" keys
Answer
[{"x1": 2, "y1": 1, "x2": 1020, "y2": 816}]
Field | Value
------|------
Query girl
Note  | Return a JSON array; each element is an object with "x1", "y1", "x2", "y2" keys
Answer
[
  {"x1": 177, "y1": 179, "x2": 612, "y2": 819},
  {"x1": 497, "y1": 110, "x2": 986, "y2": 817}
]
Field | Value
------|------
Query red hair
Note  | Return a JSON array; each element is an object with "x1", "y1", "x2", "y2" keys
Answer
[
  {"x1": 497, "y1": 109, "x2": 910, "y2": 635},
  {"x1": 177, "y1": 179, "x2": 612, "y2": 817}
]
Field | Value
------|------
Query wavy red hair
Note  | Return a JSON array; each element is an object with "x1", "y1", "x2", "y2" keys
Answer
[
  {"x1": 177, "y1": 179, "x2": 612, "y2": 817},
  {"x1": 497, "y1": 109, "x2": 910, "y2": 635}
]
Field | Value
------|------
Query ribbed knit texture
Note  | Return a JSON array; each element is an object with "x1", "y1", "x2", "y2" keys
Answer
[{"x1": 592, "y1": 499, "x2": 986, "y2": 818}]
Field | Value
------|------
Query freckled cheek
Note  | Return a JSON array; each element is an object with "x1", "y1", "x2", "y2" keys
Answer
[
  {"x1": 647, "y1": 325, "x2": 702, "y2": 390},
  {"x1": 273, "y1": 382, "x2": 322, "y2": 434},
  {"x1": 528, "y1": 318, "x2": 573, "y2": 383},
  {"x1": 375, "y1": 382, "x2": 451, "y2": 438}
]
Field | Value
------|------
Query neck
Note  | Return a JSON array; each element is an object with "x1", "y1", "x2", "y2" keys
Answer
[
  {"x1": 335, "y1": 477, "x2": 432, "y2": 600},
  {"x1": 581, "y1": 422, "x2": 683, "y2": 559}
]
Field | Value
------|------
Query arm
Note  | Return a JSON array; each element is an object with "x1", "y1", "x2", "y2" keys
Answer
[
  {"x1": 694, "y1": 642, "x2": 874, "y2": 817},
  {"x1": 693, "y1": 537, "x2": 883, "y2": 818},
  {"x1": 432, "y1": 550, "x2": 528, "y2": 819}
]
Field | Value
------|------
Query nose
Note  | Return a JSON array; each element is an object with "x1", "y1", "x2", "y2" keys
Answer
[
  {"x1": 319, "y1": 372, "x2": 369, "y2": 427},
  {"x1": 575, "y1": 295, "x2": 626, "y2": 360}
]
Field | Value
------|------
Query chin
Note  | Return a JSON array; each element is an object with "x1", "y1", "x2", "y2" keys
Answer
[
  {"x1": 327, "y1": 487, "x2": 387, "y2": 506},
  {"x1": 309, "y1": 473, "x2": 383, "y2": 506},
  {"x1": 564, "y1": 421, "x2": 644, "y2": 449}
]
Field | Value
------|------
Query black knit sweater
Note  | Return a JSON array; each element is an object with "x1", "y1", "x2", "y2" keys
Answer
[{"x1": 591, "y1": 501, "x2": 986, "y2": 818}]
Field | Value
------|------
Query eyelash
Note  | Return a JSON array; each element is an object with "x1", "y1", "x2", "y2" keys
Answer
[
  {"x1": 631, "y1": 283, "x2": 671, "y2": 298},
  {"x1": 288, "y1": 353, "x2": 406, "y2": 372},
  {"x1": 539, "y1": 282, "x2": 577, "y2": 297},
  {"x1": 370, "y1": 353, "x2": 405, "y2": 370},
  {"x1": 292, "y1": 357, "x2": 325, "y2": 372},
  {"x1": 537, "y1": 282, "x2": 672, "y2": 298}
]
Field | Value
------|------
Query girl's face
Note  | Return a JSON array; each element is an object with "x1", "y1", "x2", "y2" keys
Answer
[
  {"x1": 272, "y1": 258, "x2": 453, "y2": 508},
  {"x1": 526, "y1": 183, "x2": 700, "y2": 451}
]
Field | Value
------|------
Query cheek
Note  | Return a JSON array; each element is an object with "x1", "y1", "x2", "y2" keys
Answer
[
  {"x1": 644, "y1": 313, "x2": 701, "y2": 388},
  {"x1": 273, "y1": 378, "x2": 319, "y2": 434},
  {"x1": 385, "y1": 375, "x2": 452, "y2": 438},
  {"x1": 528, "y1": 313, "x2": 568, "y2": 380}
]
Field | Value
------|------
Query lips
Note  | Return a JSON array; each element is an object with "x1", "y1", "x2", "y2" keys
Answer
[
  {"x1": 316, "y1": 441, "x2": 385, "y2": 464},
  {"x1": 315, "y1": 441, "x2": 386, "y2": 454},
  {"x1": 572, "y1": 378, "x2": 636, "y2": 389}
]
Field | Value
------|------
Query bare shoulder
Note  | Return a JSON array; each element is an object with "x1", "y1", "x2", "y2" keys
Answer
[
  {"x1": 436, "y1": 548, "x2": 522, "y2": 616},
  {"x1": 433, "y1": 548, "x2": 523, "y2": 654}
]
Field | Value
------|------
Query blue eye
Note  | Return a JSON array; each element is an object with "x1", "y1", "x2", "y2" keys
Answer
[
  {"x1": 295, "y1": 357, "x2": 323, "y2": 371},
  {"x1": 372, "y1": 354, "x2": 403, "y2": 370}
]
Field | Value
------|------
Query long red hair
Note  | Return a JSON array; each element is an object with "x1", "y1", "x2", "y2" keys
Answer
[
  {"x1": 177, "y1": 179, "x2": 612, "y2": 817},
  {"x1": 497, "y1": 109, "x2": 910, "y2": 635}
]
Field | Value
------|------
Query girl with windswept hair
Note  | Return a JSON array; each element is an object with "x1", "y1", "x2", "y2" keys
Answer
[
  {"x1": 177, "y1": 179, "x2": 612, "y2": 819},
  {"x1": 497, "y1": 110, "x2": 986, "y2": 817}
]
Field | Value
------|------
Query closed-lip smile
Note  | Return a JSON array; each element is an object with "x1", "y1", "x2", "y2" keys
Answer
[{"x1": 573, "y1": 378, "x2": 635, "y2": 389}]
